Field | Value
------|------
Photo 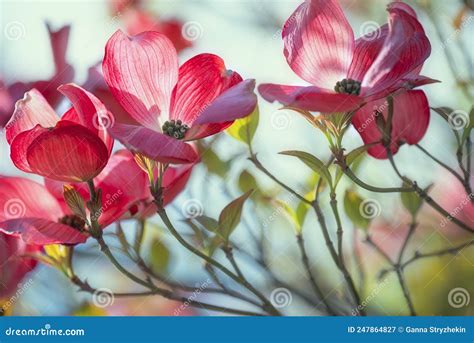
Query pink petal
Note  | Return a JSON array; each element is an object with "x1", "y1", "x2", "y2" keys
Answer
[
  {"x1": 102, "y1": 30, "x2": 178, "y2": 130},
  {"x1": 0, "y1": 232, "x2": 41, "y2": 298},
  {"x1": 162, "y1": 163, "x2": 194, "y2": 206},
  {"x1": 258, "y1": 84, "x2": 364, "y2": 113},
  {"x1": 348, "y1": 25, "x2": 389, "y2": 85},
  {"x1": 352, "y1": 90, "x2": 429, "y2": 159},
  {"x1": 94, "y1": 150, "x2": 149, "y2": 227},
  {"x1": 282, "y1": 0, "x2": 354, "y2": 88},
  {"x1": 109, "y1": 122, "x2": 198, "y2": 164},
  {"x1": 0, "y1": 218, "x2": 87, "y2": 245},
  {"x1": 5, "y1": 89, "x2": 58, "y2": 144},
  {"x1": 186, "y1": 79, "x2": 257, "y2": 140},
  {"x1": 0, "y1": 177, "x2": 64, "y2": 222},
  {"x1": 59, "y1": 83, "x2": 114, "y2": 154},
  {"x1": 170, "y1": 53, "x2": 243, "y2": 124},
  {"x1": 361, "y1": 6, "x2": 431, "y2": 95},
  {"x1": 12, "y1": 121, "x2": 109, "y2": 182}
]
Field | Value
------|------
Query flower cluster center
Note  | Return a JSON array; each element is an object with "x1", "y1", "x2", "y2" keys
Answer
[
  {"x1": 162, "y1": 120, "x2": 189, "y2": 140},
  {"x1": 334, "y1": 78, "x2": 361, "y2": 95},
  {"x1": 59, "y1": 215, "x2": 86, "y2": 232}
]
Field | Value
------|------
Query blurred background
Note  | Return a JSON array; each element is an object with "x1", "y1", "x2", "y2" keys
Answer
[{"x1": 0, "y1": 0, "x2": 473, "y2": 316}]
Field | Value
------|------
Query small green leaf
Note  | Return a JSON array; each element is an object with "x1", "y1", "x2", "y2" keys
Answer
[
  {"x1": 296, "y1": 199, "x2": 311, "y2": 229},
  {"x1": 275, "y1": 199, "x2": 301, "y2": 233},
  {"x1": 344, "y1": 190, "x2": 370, "y2": 230},
  {"x1": 238, "y1": 170, "x2": 258, "y2": 194},
  {"x1": 63, "y1": 185, "x2": 87, "y2": 220},
  {"x1": 226, "y1": 106, "x2": 259, "y2": 145},
  {"x1": 218, "y1": 190, "x2": 253, "y2": 242},
  {"x1": 194, "y1": 215, "x2": 219, "y2": 233},
  {"x1": 335, "y1": 144, "x2": 370, "y2": 186},
  {"x1": 400, "y1": 182, "x2": 423, "y2": 217},
  {"x1": 279, "y1": 150, "x2": 333, "y2": 189},
  {"x1": 198, "y1": 146, "x2": 230, "y2": 178},
  {"x1": 149, "y1": 236, "x2": 170, "y2": 274}
]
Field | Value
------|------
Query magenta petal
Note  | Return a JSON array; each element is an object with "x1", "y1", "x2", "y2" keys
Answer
[
  {"x1": 5, "y1": 89, "x2": 58, "y2": 144},
  {"x1": 58, "y1": 83, "x2": 114, "y2": 153},
  {"x1": 352, "y1": 90, "x2": 429, "y2": 159},
  {"x1": 109, "y1": 122, "x2": 198, "y2": 164},
  {"x1": 362, "y1": 6, "x2": 431, "y2": 95},
  {"x1": 102, "y1": 30, "x2": 178, "y2": 130},
  {"x1": 348, "y1": 25, "x2": 389, "y2": 84},
  {"x1": 0, "y1": 218, "x2": 87, "y2": 245},
  {"x1": 0, "y1": 177, "x2": 64, "y2": 222},
  {"x1": 170, "y1": 53, "x2": 243, "y2": 124},
  {"x1": 186, "y1": 79, "x2": 257, "y2": 140},
  {"x1": 259, "y1": 84, "x2": 363, "y2": 113},
  {"x1": 282, "y1": 0, "x2": 354, "y2": 88},
  {"x1": 94, "y1": 150, "x2": 149, "y2": 227}
]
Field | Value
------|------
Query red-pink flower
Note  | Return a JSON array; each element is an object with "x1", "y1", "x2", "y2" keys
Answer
[
  {"x1": 0, "y1": 149, "x2": 190, "y2": 246},
  {"x1": 0, "y1": 177, "x2": 88, "y2": 245},
  {"x1": 259, "y1": 1, "x2": 436, "y2": 158},
  {"x1": 259, "y1": 1, "x2": 432, "y2": 112},
  {"x1": 1, "y1": 24, "x2": 74, "y2": 127},
  {"x1": 45, "y1": 149, "x2": 194, "y2": 223},
  {"x1": 102, "y1": 30, "x2": 257, "y2": 164},
  {"x1": 6, "y1": 84, "x2": 113, "y2": 183},
  {"x1": 0, "y1": 232, "x2": 41, "y2": 299}
]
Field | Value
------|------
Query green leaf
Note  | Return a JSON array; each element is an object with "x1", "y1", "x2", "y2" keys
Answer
[
  {"x1": 279, "y1": 150, "x2": 333, "y2": 189},
  {"x1": 206, "y1": 235, "x2": 224, "y2": 257},
  {"x1": 400, "y1": 182, "x2": 423, "y2": 218},
  {"x1": 63, "y1": 185, "x2": 87, "y2": 220},
  {"x1": 238, "y1": 170, "x2": 258, "y2": 194},
  {"x1": 218, "y1": 190, "x2": 253, "y2": 242},
  {"x1": 226, "y1": 106, "x2": 259, "y2": 145},
  {"x1": 296, "y1": 199, "x2": 311, "y2": 229},
  {"x1": 275, "y1": 199, "x2": 301, "y2": 233},
  {"x1": 198, "y1": 146, "x2": 230, "y2": 178},
  {"x1": 343, "y1": 190, "x2": 370, "y2": 230},
  {"x1": 149, "y1": 236, "x2": 170, "y2": 274},
  {"x1": 194, "y1": 215, "x2": 219, "y2": 233},
  {"x1": 335, "y1": 144, "x2": 370, "y2": 186}
]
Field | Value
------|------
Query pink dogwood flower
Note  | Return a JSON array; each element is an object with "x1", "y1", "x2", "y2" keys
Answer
[
  {"x1": 102, "y1": 30, "x2": 257, "y2": 164},
  {"x1": 6, "y1": 84, "x2": 113, "y2": 183},
  {"x1": 259, "y1": 0, "x2": 436, "y2": 158}
]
